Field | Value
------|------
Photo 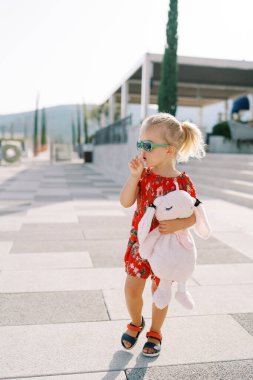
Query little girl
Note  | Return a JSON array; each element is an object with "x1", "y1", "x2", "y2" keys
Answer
[{"x1": 119, "y1": 112, "x2": 206, "y2": 357}]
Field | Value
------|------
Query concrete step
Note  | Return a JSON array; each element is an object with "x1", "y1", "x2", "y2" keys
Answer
[
  {"x1": 195, "y1": 182, "x2": 253, "y2": 209},
  {"x1": 180, "y1": 164, "x2": 253, "y2": 182},
  {"x1": 194, "y1": 153, "x2": 253, "y2": 163},
  {"x1": 190, "y1": 174, "x2": 253, "y2": 195},
  {"x1": 181, "y1": 160, "x2": 253, "y2": 171}
]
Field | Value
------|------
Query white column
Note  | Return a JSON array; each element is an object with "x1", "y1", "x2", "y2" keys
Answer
[
  {"x1": 250, "y1": 93, "x2": 253, "y2": 120},
  {"x1": 121, "y1": 81, "x2": 128, "y2": 119},
  {"x1": 198, "y1": 106, "x2": 205, "y2": 138},
  {"x1": 101, "y1": 112, "x2": 107, "y2": 128},
  {"x1": 141, "y1": 56, "x2": 153, "y2": 120},
  {"x1": 224, "y1": 99, "x2": 229, "y2": 121},
  {"x1": 109, "y1": 94, "x2": 115, "y2": 124}
]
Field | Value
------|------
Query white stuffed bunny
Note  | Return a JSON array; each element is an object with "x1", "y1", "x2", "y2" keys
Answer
[{"x1": 138, "y1": 180, "x2": 211, "y2": 310}]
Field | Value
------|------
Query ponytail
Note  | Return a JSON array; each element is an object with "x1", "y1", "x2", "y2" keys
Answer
[{"x1": 177, "y1": 121, "x2": 207, "y2": 163}]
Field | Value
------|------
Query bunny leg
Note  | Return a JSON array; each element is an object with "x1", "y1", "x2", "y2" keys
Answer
[
  {"x1": 153, "y1": 279, "x2": 173, "y2": 310},
  {"x1": 175, "y1": 281, "x2": 195, "y2": 310}
]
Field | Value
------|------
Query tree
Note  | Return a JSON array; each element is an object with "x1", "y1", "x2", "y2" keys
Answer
[
  {"x1": 76, "y1": 104, "x2": 81, "y2": 145},
  {"x1": 33, "y1": 93, "x2": 39, "y2": 156},
  {"x1": 76, "y1": 104, "x2": 82, "y2": 157},
  {"x1": 83, "y1": 103, "x2": 89, "y2": 144},
  {"x1": 41, "y1": 108, "x2": 47, "y2": 149},
  {"x1": 71, "y1": 116, "x2": 76, "y2": 147},
  {"x1": 158, "y1": 0, "x2": 178, "y2": 116}
]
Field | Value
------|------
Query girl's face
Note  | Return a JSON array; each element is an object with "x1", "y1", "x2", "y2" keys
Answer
[{"x1": 139, "y1": 127, "x2": 174, "y2": 168}]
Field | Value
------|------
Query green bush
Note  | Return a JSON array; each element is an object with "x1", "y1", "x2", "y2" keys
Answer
[{"x1": 212, "y1": 121, "x2": 231, "y2": 139}]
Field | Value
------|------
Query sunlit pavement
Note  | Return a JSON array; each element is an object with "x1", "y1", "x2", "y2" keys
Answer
[{"x1": 0, "y1": 159, "x2": 253, "y2": 379}]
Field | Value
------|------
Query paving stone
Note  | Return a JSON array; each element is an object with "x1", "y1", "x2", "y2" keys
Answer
[
  {"x1": 36, "y1": 189, "x2": 71, "y2": 196},
  {"x1": 16, "y1": 372, "x2": 127, "y2": 379},
  {"x1": 0, "y1": 193, "x2": 35, "y2": 200},
  {"x1": 213, "y1": 230, "x2": 253, "y2": 261},
  {"x1": 1, "y1": 251, "x2": 92, "y2": 270},
  {"x1": 70, "y1": 188, "x2": 103, "y2": 194},
  {"x1": 40, "y1": 183, "x2": 69, "y2": 188},
  {"x1": 0, "y1": 221, "x2": 22, "y2": 231},
  {"x1": 41, "y1": 178, "x2": 68, "y2": 183},
  {"x1": 72, "y1": 194, "x2": 107, "y2": 200},
  {"x1": 197, "y1": 247, "x2": 252, "y2": 265},
  {"x1": 73, "y1": 200, "x2": 122, "y2": 207},
  {"x1": 78, "y1": 218, "x2": 132, "y2": 229},
  {"x1": 29, "y1": 205, "x2": 75, "y2": 212},
  {"x1": 89, "y1": 249, "x2": 125, "y2": 268},
  {"x1": 103, "y1": 283, "x2": 253, "y2": 320},
  {"x1": 16, "y1": 230, "x2": 84, "y2": 241},
  {"x1": 82, "y1": 228, "x2": 130, "y2": 240},
  {"x1": 75, "y1": 210, "x2": 125, "y2": 216},
  {"x1": 22, "y1": 216, "x2": 79, "y2": 223},
  {"x1": 92, "y1": 183, "x2": 122, "y2": 189},
  {"x1": 5, "y1": 186, "x2": 38, "y2": 192},
  {"x1": 0, "y1": 316, "x2": 252, "y2": 378},
  {"x1": 0, "y1": 268, "x2": 126, "y2": 292},
  {"x1": 125, "y1": 360, "x2": 253, "y2": 380},
  {"x1": 192, "y1": 235, "x2": 223, "y2": 249},
  {"x1": 0, "y1": 242, "x2": 13, "y2": 254},
  {"x1": 0, "y1": 231, "x2": 18, "y2": 241},
  {"x1": 67, "y1": 182, "x2": 94, "y2": 186},
  {"x1": 231, "y1": 313, "x2": 253, "y2": 336},
  {"x1": 11, "y1": 240, "x2": 88, "y2": 253},
  {"x1": 34, "y1": 196, "x2": 73, "y2": 202},
  {"x1": 0, "y1": 290, "x2": 108, "y2": 326},
  {"x1": 76, "y1": 205, "x2": 124, "y2": 211},
  {"x1": 20, "y1": 223, "x2": 83, "y2": 232},
  {"x1": 84, "y1": 239, "x2": 128, "y2": 267},
  {"x1": 193, "y1": 263, "x2": 253, "y2": 285}
]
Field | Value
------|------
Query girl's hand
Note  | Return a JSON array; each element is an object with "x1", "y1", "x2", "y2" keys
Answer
[
  {"x1": 159, "y1": 212, "x2": 196, "y2": 234},
  {"x1": 128, "y1": 155, "x2": 144, "y2": 179},
  {"x1": 159, "y1": 220, "x2": 179, "y2": 234}
]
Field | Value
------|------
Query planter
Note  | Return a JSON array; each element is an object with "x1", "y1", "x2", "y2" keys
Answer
[{"x1": 83, "y1": 143, "x2": 94, "y2": 163}]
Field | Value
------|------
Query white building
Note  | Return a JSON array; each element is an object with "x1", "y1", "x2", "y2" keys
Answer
[{"x1": 100, "y1": 53, "x2": 253, "y2": 135}]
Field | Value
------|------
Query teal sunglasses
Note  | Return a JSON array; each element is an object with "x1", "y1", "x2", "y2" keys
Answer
[{"x1": 136, "y1": 140, "x2": 171, "y2": 152}]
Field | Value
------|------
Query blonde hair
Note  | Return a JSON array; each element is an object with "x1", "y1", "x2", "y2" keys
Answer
[{"x1": 141, "y1": 112, "x2": 206, "y2": 163}]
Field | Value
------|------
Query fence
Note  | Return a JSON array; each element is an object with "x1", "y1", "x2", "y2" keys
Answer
[{"x1": 94, "y1": 115, "x2": 132, "y2": 145}]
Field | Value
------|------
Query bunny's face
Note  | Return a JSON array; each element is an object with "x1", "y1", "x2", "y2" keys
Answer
[{"x1": 154, "y1": 190, "x2": 194, "y2": 221}]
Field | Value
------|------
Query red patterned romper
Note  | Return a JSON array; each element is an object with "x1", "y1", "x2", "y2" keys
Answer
[{"x1": 124, "y1": 167, "x2": 197, "y2": 287}]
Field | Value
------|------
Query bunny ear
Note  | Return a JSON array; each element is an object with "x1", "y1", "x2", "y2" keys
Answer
[
  {"x1": 138, "y1": 206, "x2": 156, "y2": 244},
  {"x1": 193, "y1": 200, "x2": 212, "y2": 239},
  {"x1": 173, "y1": 179, "x2": 180, "y2": 191}
]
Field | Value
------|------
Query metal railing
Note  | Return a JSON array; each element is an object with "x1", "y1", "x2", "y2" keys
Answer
[{"x1": 94, "y1": 115, "x2": 132, "y2": 145}]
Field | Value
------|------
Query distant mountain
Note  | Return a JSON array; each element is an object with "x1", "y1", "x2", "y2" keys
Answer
[{"x1": 0, "y1": 104, "x2": 99, "y2": 143}]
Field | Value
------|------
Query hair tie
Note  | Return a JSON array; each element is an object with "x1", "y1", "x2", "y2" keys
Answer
[{"x1": 181, "y1": 123, "x2": 186, "y2": 131}]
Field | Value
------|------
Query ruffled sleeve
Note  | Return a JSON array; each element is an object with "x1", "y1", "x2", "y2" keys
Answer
[{"x1": 180, "y1": 172, "x2": 197, "y2": 199}]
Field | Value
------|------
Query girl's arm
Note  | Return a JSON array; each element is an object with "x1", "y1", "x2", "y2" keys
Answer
[
  {"x1": 119, "y1": 175, "x2": 140, "y2": 208},
  {"x1": 119, "y1": 156, "x2": 144, "y2": 208},
  {"x1": 159, "y1": 210, "x2": 196, "y2": 234}
]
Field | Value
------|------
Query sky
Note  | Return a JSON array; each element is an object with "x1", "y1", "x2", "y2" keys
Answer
[{"x1": 0, "y1": 0, "x2": 252, "y2": 114}]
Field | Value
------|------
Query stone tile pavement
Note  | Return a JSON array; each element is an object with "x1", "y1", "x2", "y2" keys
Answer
[{"x1": 0, "y1": 161, "x2": 253, "y2": 379}]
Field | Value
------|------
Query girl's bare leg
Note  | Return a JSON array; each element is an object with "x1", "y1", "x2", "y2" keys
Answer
[
  {"x1": 143, "y1": 280, "x2": 169, "y2": 354},
  {"x1": 122, "y1": 274, "x2": 146, "y2": 348}
]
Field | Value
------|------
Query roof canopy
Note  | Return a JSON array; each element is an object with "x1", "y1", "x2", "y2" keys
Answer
[{"x1": 102, "y1": 54, "x2": 253, "y2": 108}]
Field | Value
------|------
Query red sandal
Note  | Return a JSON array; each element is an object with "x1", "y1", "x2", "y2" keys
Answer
[
  {"x1": 121, "y1": 316, "x2": 145, "y2": 350},
  {"x1": 142, "y1": 331, "x2": 162, "y2": 357}
]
